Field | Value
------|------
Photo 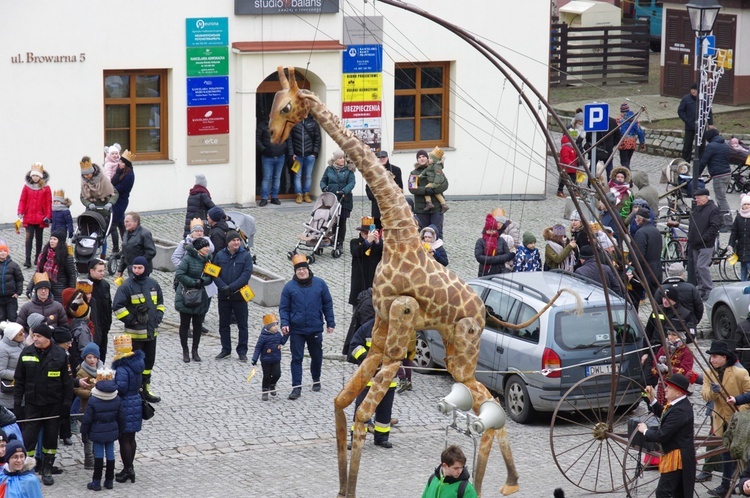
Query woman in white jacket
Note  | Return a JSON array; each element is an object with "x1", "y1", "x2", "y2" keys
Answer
[{"x1": 0, "y1": 322, "x2": 25, "y2": 410}]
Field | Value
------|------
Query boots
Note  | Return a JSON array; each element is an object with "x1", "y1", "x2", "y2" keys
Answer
[
  {"x1": 87, "y1": 458, "x2": 103, "y2": 490},
  {"x1": 295, "y1": 193, "x2": 303, "y2": 204},
  {"x1": 115, "y1": 466, "x2": 135, "y2": 483},
  {"x1": 84, "y1": 439, "x2": 95, "y2": 469},
  {"x1": 304, "y1": 193, "x2": 312, "y2": 203},
  {"x1": 104, "y1": 460, "x2": 115, "y2": 489},
  {"x1": 192, "y1": 349, "x2": 202, "y2": 362},
  {"x1": 182, "y1": 348, "x2": 190, "y2": 363},
  {"x1": 42, "y1": 454, "x2": 55, "y2": 486},
  {"x1": 142, "y1": 382, "x2": 161, "y2": 403}
]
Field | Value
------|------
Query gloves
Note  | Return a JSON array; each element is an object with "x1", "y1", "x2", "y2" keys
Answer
[
  {"x1": 135, "y1": 304, "x2": 150, "y2": 325},
  {"x1": 251, "y1": 361, "x2": 257, "y2": 367},
  {"x1": 711, "y1": 382, "x2": 722, "y2": 394},
  {"x1": 88, "y1": 203, "x2": 96, "y2": 210},
  {"x1": 685, "y1": 370, "x2": 699, "y2": 384},
  {"x1": 657, "y1": 363, "x2": 669, "y2": 374},
  {"x1": 17, "y1": 214, "x2": 22, "y2": 220},
  {"x1": 104, "y1": 203, "x2": 112, "y2": 210},
  {"x1": 322, "y1": 186, "x2": 330, "y2": 192},
  {"x1": 424, "y1": 188, "x2": 435, "y2": 195},
  {"x1": 727, "y1": 245, "x2": 734, "y2": 254},
  {"x1": 194, "y1": 279, "x2": 204, "y2": 288},
  {"x1": 658, "y1": 355, "x2": 666, "y2": 364},
  {"x1": 43, "y1": 217, "x2": 51, "y2": 225},
  {"x1": 219, "y1": 287, "x2": 232, "y2": 298},
  {"x1": 13, "y1": 404, "x2": 24, "y2": 421}
]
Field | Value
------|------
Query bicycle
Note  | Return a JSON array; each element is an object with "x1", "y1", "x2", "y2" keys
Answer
[{"x1": 658, "y1": 206, "x2": 688, "y2": 275}]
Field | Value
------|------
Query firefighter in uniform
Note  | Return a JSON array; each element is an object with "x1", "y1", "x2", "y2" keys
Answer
[
  {"x1": 112, "y1": 256, "x2": 165, "y2": 403},
  {"x1": 348, "y1": 317, "x2": 398, "y2": 448},
  {"x1": 13, "y1": 323, "x2": 73, "y2": 486}
]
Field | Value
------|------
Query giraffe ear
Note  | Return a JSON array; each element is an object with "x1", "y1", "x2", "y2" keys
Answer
[
  {"x1": 288, "y1": 67, "x2": 299, "y2": 93},
  {"x1": 277, "y1": 66, "x2": 289, "y2": 89}
]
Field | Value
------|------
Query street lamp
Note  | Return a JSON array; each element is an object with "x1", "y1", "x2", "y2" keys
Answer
[{"x1": 686, "y1": 0, "x2": 721, "y2": 36}]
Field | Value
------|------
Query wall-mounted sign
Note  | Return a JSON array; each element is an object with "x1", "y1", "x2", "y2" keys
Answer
[
  {"x1": 187, "y1": 47, "x2": 229, "y2": 77},
  {"x1": 343, "y1": 16, "x2": 382, "y2": 45},
  {"x1": 187, "y1": 76, "x2": 229, "y2": 106},
  {"x1": 186, "y1": 18, "x2": 229, "y2": 47},
  {"x1": 235, "y1": 0, "x2": 339, "y2": 15},
  {"x1": 187, "y1": 105, "x2": 229, "y2": 135},
  {"x1": 342, "y1": 73, "x2": 382, "y2": 102},
  {"x1": 187, "y1": 134, "x2": 230, "y2": 164},
  {"x1": 343, "y1": 45, "x2": 382, "y2": 73},
  {"x1": 342, "y1": 101, "x2": 381, "y2": 119}
]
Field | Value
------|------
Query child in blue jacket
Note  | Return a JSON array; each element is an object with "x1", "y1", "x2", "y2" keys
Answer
[
  {"x1": 251, "y1": 313, "x2": 289, "y2": 401},
  {"x1": 80, "y1": 376, "x2": 124, "y2": 491},
  {"x1": 51, "y1": 189, "x2": 74, "y2": 240}
]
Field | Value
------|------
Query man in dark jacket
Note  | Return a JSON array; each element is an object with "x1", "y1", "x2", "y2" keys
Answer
[
  {"x1": 117, "y1": 212, "x2": 156, "y2": 277},
  {"x1": 207, "y1": 206, "x2": 229, "y2": 253},
  {"x1": 644, "y1": 287, "x2": 696, "y2": 346},
  {"x1": 16, "y1": 273, "x2": 67, "y2": 331},
  {"x1": 14, "y1": 323, "x2": 73, "y2": 486},
  {"x1": 280, "y1": 254, "x2": 335, "y2": 400},
  {"x1": 367, "y1": 151, "x2": 404, "y2": 229},
  {"x1": 699, "y1": 128, "x2": 732, "y2": 224},
  {"x1": 688, "y1": 188, "x2": 722, "y2": 300},
  {"x1": 88, "y1": 259, "x2": 113, "y2": 362},
  {"x1": 256, "y1": 119, "x2": 291, "y2": 206},
  {"x1": 632, "y1": 208, "x2": 663, "y2": 293},
  {"x1": 0, "y1": 241, "x2": 23, "y2": 322},
  {"x1": 409, "y1": 150, "x2": 448, "y2": 237},
  {"x1": 213, "y1": 231, "x2": 253, "y2": 361},
  {"x1": 113, "y1": 256, "x2": 164, "y2": 403},
  {"x1": 575, "y1": 245, "x2": 623, "y2": 297},
  {"x1": 348, "y1": 217, "x2": 383, "y2": 306},
  {"x1": 677, "y1": 83, "x2": 713, "y2": 162},
  {"x1": 654, "y1": 262, "x2": 704, "y2": 324},
  {"x1": 290, "y1": 114, "x2": 321, "y2": 204},
  {"x1": 585, "y1": 116, "x2": 621, "y2": 180},
  {"x1": 182, "y1": 173, "x2": 215, "y2": 237}
]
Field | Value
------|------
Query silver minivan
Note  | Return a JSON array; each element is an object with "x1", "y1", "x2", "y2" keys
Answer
[{"x1": 415, "y1": 271, "x2": 645, "y2": 424}]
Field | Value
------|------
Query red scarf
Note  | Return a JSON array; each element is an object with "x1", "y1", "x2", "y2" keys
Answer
[{"x1": 42, "y1": 247, "x2": 60, "y2": 283}]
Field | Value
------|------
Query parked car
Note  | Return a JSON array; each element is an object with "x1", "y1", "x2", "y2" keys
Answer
[
  {"x1": 414, "y1": 271, "x2": 645, "y2": 424},
  {"x1": 705, "y1": 281, "x2": 750, "y2": 342}
]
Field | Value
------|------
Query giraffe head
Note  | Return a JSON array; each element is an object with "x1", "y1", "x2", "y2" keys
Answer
[{"x1": 268, "y1": 66, "x2": 310, "y2": 144}]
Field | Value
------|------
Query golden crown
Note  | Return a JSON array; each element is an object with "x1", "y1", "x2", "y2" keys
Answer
[
  {"x1": 96, "y1": 368, "x2": 115, "y2": 382},
  {"x1": 80, "y1": 157, "x2": 93, "y2": 171},
  {"x1": 114, "y1": 334, "x2": 132, "y2": 351},
  {"x1": 360, "y1": 216, "x2": 375, "y2": 227},
  {"x1": 121, "y1": 149, "x2": 135, "y2": 162},
  {"x1": 30, "y1": 162, "x2": 44, "y2": 174},
  {"x1": 262, "y1": 313, "x2": 278, "y2": 326},
  {"x1": 33, "y1": 272, "x2": 50, "y2": 285},
  {"x1": 429, "y1": 146, "x2": 444, "y2": 161},
  {"x1": 291, "y1": 254, "x2": 307, "y2": 267},
  {"x1": 189, "y1": 218, "x2": 204, "y2": 231},
  {"x1": 53, "y1": 189, "x2": 65, "y2": 198}
]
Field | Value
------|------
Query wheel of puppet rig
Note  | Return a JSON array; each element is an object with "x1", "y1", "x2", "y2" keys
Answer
[
  {"x1": 622, "y1": 403, "x2": 739, "y2": 497},
  {"x1": 550, "y1": 373, "x2": 644, "y2": 493}
]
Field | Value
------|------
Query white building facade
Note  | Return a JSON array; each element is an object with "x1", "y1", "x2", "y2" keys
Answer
[{"x1": 0, "y1": 0, "x2": 552, "y2": 223}]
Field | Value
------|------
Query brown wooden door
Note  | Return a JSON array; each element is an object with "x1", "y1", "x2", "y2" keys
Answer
[
  {"x1": 663, "y1": 8, "x2": 694, "y2": 98},
  {"x1": 713, "y1": 14, "x2": 736, "y2": 103}
]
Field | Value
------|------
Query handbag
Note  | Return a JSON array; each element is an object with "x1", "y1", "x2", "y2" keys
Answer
[
  {"x1": 0, "y1": 380, "x2": 13, "y2": 394},
  {"x1": 181, "y1": 286, "x2": 203, "y2": 308},
  {"x1": 140, "y1": 389, "x2": 156, "y2": 420}
]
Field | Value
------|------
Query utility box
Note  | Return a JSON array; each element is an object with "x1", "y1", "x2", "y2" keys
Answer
[{"x1": 559, "y1": 0, "x2": 621, "y2": 27}]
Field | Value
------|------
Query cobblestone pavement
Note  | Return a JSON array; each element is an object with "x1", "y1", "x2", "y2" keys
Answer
[{"x1": 1, "y1": 145, "x2": 741, "y2": 497}]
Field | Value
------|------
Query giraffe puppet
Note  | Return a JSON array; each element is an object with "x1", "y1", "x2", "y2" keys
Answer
[{"x1": 268, "y1": 66, "x2": 520, "y2": 498}]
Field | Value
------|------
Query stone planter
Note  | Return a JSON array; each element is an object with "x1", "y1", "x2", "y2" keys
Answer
[
  {"x1": 250, "y1": 266, "x2": 287, "y2": 307},
  {"x1": 152, "y1": 238, "x2": 178, "y2": 272}
]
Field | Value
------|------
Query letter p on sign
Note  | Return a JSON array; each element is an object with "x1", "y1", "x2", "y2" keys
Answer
[{"x1": 584, "y1": 103, "x2": 609, "y2": 133}]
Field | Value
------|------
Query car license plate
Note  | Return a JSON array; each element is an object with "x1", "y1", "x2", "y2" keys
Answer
[{"x1": 586, "y1": 364, "x2": 618, "y2": 376}]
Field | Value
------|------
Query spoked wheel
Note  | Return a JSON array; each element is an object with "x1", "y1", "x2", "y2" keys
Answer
[
  {"x1": 719, "y1": 257, "x2": 741, "y2": 281},
  {"x1": 661, "y1": 241, "x2": 684, "y2": 275},
  {"x1": 107, "y1": 254, "x2": 119, "y2": 276},
  {"x1": 623, "y1": 403, "x2": 739, "y2": 497},
  {"x1": 550, "y1": 373, "x2": 644, "y2": 493}
]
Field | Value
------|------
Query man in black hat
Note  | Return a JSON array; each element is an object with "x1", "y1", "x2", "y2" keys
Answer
[
  {"x1": 637, "y1": 373, "x2": 695, "y2": 497},
  {"x1": 688, "y1": 188, "x2": 722, "y2": 300},
  {"x1": 366, "y1": 150, "x2": 403, "y2": 230},
  {"x1": 701, "y1": 340, "x2": 750, "y2": 496},
  {"x1": 574, "y1": 245, "x2": 623, "y2": 297},
  {"x1": 644, "y1": 287, "x2": 696, "y2": 347},
  {"x1": 654, "y1": 262, "x2": 704, "y2": 325},
  {"x1": 632, "y1": 207, "x2": 663, "y2": 293}
]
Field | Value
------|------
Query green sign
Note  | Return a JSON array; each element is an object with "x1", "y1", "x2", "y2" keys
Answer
[{"x1": 187, "y1": 47, "x2": 228, "y2": 77}]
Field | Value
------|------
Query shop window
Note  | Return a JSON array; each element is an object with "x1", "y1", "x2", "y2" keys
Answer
[
  {"x1": 104, "y1": 69, "x2": 168, "y2": 160},
  {"x1": 394, "y1": 62, "x2": 449, "y2": 149}
]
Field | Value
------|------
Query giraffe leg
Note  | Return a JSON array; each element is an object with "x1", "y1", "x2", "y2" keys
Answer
[{"x1": 345, "y1": 296, "x2": 417, "y2": 498}]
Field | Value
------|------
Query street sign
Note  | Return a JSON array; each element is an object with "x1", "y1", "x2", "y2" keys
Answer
[
  {"x1": 185, "y1": 18, "x2": 228, "y2": 47},
  {"x1": 696, "y1": 35, "x2": 716, "y2": 57},
  {"x1": 583, "y1": 103, "x2": 609, "y2": 133},
  {"x1": 343, "y1": 45, "x2": 382, "y2": 73}
]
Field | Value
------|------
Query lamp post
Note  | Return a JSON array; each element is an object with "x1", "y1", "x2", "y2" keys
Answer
[{"x1": 685, "y1": 0, "x2": 721, "y2": 285}]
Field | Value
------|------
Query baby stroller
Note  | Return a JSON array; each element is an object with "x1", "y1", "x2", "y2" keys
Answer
[
  {"x1": 288, "y1": 192, "x2": 343, "y2": 264},
  {"x1": 72, "y1": 210, "x2": 112, "y2": 274},
  {"x1": 225, "y1": 210, "x2": 257, "y2": 264},
  {"x1": 661, "y1": 158, "x2": 705, "y2": 216}
]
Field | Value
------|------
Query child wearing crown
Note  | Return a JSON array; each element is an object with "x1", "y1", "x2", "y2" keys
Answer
[
  {"x1": 421, "y1": 146, "x2": 449, "y2": 213},
  {"x1": 251, "y1": 313, "x2": 288, "y2": 401},
  {"x1": 51, "y1": 189, "x2": 74, "y2": 240}
]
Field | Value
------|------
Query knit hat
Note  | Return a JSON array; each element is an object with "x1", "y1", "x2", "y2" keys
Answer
[
  {"x1": 31, "y1": 323, "x2": 53, "y2": 339},
  {"x1": 0, "y1": 322, "x2": 23, "y2": 342},
  {"x1": 667, "y1": 262, "x2": 686, "y2": 277},
  {"x1": 26, "y1": 313, "x2": 45, "y2": 331},
  {"x1": 81, "y1": 342, "x2": 100, "y2": 361},
  {"x1": 483, "y1": 214, "x2": 499, "y2": 232},
  {"x1": 0, "y1": 240, "x2": 8, "y2": 253},
  {"x1": 579, "y1": 245, "x2": 595, "y2": 260},
  {"x1": 192, "y1": 237, "x2": 210, "y2": 251},
  {"x1": 620, "y1": 102, "x2": 630, "y2": 113},
  {"x1": 51, "y1": 227, "x2": 67, "y2": 242},
  {"x1": 664, "y1": 287, "x2": 679, "y2": 302},
  {"x1": 0, "y1": 429, "x2": 7, "y2": 443},
  {"x1": 292, "y1": 253, "x2": 309, "y2": 270},
  {"x1": 5, "y1": 438, "x2": 26, "y2": 459},
  {"x1": 52, "y1": 326, "x2": 72, "y2": 344},
  {"x1": 635, "y1": 208, "x2": 651, "y2": 219},
  {"x1": 741, "y1": 195, "x2": 750, "y2": 207},
  {"x1": 596, "y1": 231, "x2": 613, "y2": 250},
  {"x1": 190, "y1": 218, "x2": 204, "y2": 233},
  {"x1": 64, "y1": 289, "x2": 90, "y2": 319},
  {"x1": 522, "y1": 232, "x2": 536, "y2": 246},
  {"x1": 263, "y1": 313, "x2": 278, "y2": 327},
  {"x1": 551, "y1": 225, "x2": 566, "y2": 237},
  {"x1": 29, "y1": 162, "x2": 44, "y2": 178},
  {"x1": 693, "y1": 187, "x2": 710, "y2": 197},
  {"x1": 226, "y1": 230, "x2": 241, "y2": 244},
  {"x1": 32, "y1": 272, "x2": 52, "y2": 291},
  {"x1": 88, "y1": 258, "x2": 106, "y2": 271},
  {"x1": 105, "y1": 143, "x2": 121, "y2": 156},
  {"x1": 429, "y1": 146, "x2": 444, "y2": 163},
  {"x1": 207, "y1": 206, "x2": 225, "y2": 222},
  {"x1": 376, "y1": 150, "x2": 388, "y2": 158},
  {"x1": 332, "y1": 150, "x2": 346, "y2": 161},
  {"x1": 494, "y1": 214, "x2": 507, "y2": 225},
  {"x1": 569, "y1": 211, "x2": 581, "y2": 221},
  {"x1": 76, "y1": 277, "x2": 93, "y2": 294},
  {"x1": 80, "y1": 156, "x2": 95, "y2": 175},
  {"x1": 195, "y1": 174, "x2": 208, "y2": 187},
  {"x1": 416, "y1": 150, "x2": 428, "y2": 159},
  {"x1": 573, "y1": 112, "x2": 584, "y2": 124},
  {"x1": 53, "y1": 189, "x2": 66, "y2": 203},
  {"x1": 132, "y1": 256, "x2": 148, "y2": 268}
]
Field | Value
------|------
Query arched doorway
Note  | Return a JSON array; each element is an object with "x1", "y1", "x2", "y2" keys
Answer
[{"x1": 256, "y1": 70, "x2": 311, "y2": 201}]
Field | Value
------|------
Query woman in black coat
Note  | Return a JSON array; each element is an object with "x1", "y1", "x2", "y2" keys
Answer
[
  {"x1": 348, "y1": 220, "x2": 383, "y2": 306},
  {"x1": 729, "y1": 194, "x2": 750, "y2": 281},
  {"x1": 110, "y1": 154, "x2": 135, "y2": 254},
  {"x1": 27, "y1": 228, "x2": 75, "y2": 304},
  {"x1": 182, "y1": 174, "x2": 215, "y2": 237}
]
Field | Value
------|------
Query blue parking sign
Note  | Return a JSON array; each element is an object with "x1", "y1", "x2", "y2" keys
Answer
[{"x1": 583, "y1": 103, "x2": 609, "y2": 133}]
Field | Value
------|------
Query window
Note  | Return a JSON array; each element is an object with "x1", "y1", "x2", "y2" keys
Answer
[
  {"x1": 104, "y1": 69, "x2": 168, "y2": 160},
  {"x1": 484, "y1": 290, "x2": 516, "y2": 333},
  {"x1": 394, "y1": 62, "x2": 449, "y2": 149}
]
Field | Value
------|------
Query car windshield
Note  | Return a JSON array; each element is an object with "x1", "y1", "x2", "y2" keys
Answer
[{"x1": 555, "y1": 306, "x2": 641, "y2": 349}]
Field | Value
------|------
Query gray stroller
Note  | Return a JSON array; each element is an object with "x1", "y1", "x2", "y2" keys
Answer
[{"x1": 287, "y1": 192, "x2": 343, "y2": 264}]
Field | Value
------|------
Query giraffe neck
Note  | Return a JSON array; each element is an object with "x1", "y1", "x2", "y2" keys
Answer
[{"x1": 309, "y1": 103, "x2": 418, "y2": 236}]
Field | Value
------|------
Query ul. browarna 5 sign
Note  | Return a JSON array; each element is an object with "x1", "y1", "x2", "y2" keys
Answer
[{"x1": 235, "y1": 0, "x2": 339, "y2": 15}]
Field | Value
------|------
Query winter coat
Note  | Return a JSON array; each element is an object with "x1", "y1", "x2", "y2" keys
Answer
[
  {"x1": 14, "y1": 342, "x2": 72, "y2": 410},
  {"x1": 111, "y1": 166, "x2": 135, "y2": 224},
  {"x1": 17, "y1": 172, "x2": 52, "y2": 228},
  {"x1": 51, "y1": 207, "x2": 73, "y2": 239},
  {"x1": 73, "y1": 366, "x2": 96, "y2": 412},
  {"x1": 585, "y1": 117, "x2": 621, "y2": 159},
  {"x1": 653, "y1": 277, "x2": 704, "y2": 323},
  {"x1": 112, "y1": 275, "x2": 165, "y2": 340},
  {"x1": 118, "y1": 225, "x2": 157, "y2": 274},
  {"x1": 90, "y1": 277, "x2": 112, "y2": 339},
  {"x1": 365, "y1": 161, "x2": 403, "y2": 220},
  {"x1": 111, "y1": 349, "x2": 144, "y2": 433},
  {"x1": 513, "y1": 245, "x2": 542, "y2": 272},
  {"x1": 279, "y1": 275, "x2": 335, "y2": 335},
  {"x1": 644, "y1": 303, "x2": 695, "y2": 345},
  {"x1": 256, "y1": 121, "x2": 291, "y2": 158},
  {"x1": 617, "y1": 111, "x2": 645, "y2": 148},
  {"x1": 68, "y1": 317, "x2": 93, "y2": 371},
  {"x1": 421, "y1": 465, "x2": 478, "y2": 498},
  {"x1": 213, "y1": 246, "x2": 253, "y2": 302},
  {"x1": 0, "y1": 258, "x2": 23, "y2": 299},
  {"x1": 183, "y1": 185, "x2": 215, "y2": 237},
  {"x1": 348, "y1": 234, "x2": 383, "y2": 305},
  {"x1": 699, "y1": 131, "x2": 731, "y2": 178},
  {"x1": 80, "y1": 380, "x2": 123, "y2": 443},
  {"x1": 290, "y1": 117, "x2": 322, "y2": 157},
  {"x1": 251, "y1": 326, "x2": 289, "y2": 365},
  {"x1": 208, "y1": 219, "x2": 230, "y2": 254},
  {"x1": 171, "y1": 236, "x2": 214, "y2": 268},
  {"x1": 632, "y1": 222, "x2": 663, "y2": 290},
  {"x1": 0, "y1": 465, "x2": 43, "y2": 498},
  {"x1": 688, "y1": 200, "x2": 722, "y2": 249},
  {"x1": 702, "y1": 364, "x2": 750, "y2": 436},
  {"x1": 343, "y1": 288, "x2": 374, "y2": 355},
  {"x1": 559, "y1": 135, "x2": 578, "y2": 174},
  {"x1": 631, "y1": 170, "x2": 659, "y2": 213},
  {"x1": 575, "y1": 258, "x2": 624, "y2": 297},
  {"x1": 677, "y1": 92, "x2": 712, "y2": 131},
  {"x1": 16, "y1": 295, "x2": 67, "y2": 330},
  {"x1": 28, "y1": 248, "x2": 76, "y2": 303},
  {"x1": 175, "y1": 245, "x2": 213, "y2": 315},
  {"x1": 409, "y1": 163, "x2": 449, "y2": 215},
  {"x1": 320, "y1": 162, "x2": 356, "y2": 212},
  {"x1": 0, "y1": 335, "x2": 23, "y2": 410},
  {"x1": 729, "y1": 215, "x2": 750, "y2": 262},
  {"x1": 474, "y1": 237, "x2": 514, "y2": 277},
  {"x1": 544, "y1": 241, "x2": 574, "y2": 271}
]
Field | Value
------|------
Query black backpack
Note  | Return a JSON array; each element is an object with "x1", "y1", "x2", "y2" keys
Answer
[{"x1": 427, "y1": 474, "x2": 469, "y2": 498}]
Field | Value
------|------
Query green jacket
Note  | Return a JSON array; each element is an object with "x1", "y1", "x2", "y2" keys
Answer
[
  {"x1": 175, "y1": 245, "x2": 213, "y2": 315},
  {"x1": 409, "y1": 163, "x2": 449, "y2": 214},
  {"x1": 421, "y1": 467, "x2": 477, "y2": 498}
]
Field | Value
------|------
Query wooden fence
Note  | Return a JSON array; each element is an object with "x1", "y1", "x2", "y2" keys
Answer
[{"x1": 550, "y1": 20, "x2": 650, "y2": 86}]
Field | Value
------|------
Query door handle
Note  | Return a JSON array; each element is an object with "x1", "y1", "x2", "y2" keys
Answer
[{"x1": 496, "y1": 346, "x2": 504, "y2": 354}]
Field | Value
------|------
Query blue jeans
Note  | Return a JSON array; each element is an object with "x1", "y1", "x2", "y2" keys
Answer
[
  {"x1": 93, "y1": 441, "x2": 115, "y2": 460},
  {"x1": 261, "y1": 155, "x2": 285, "y2": 199},
  {"x1": 289, "y1": 332, "x2": 323, "y2": 389},
  {"x1": 218, "y1": 299, "x2": 249, "y2": 355},
  {"x1": 294, "y1": 155, "x2": 316, "y2": 194},
  {"x1": 741, "y1": 261, "x2": 750, "y2": 281}
]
